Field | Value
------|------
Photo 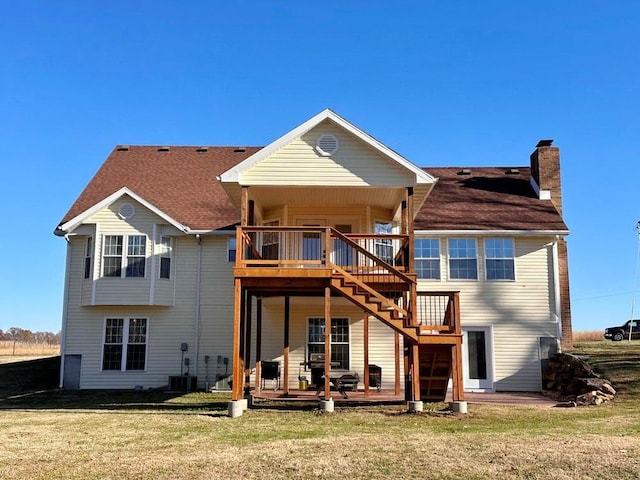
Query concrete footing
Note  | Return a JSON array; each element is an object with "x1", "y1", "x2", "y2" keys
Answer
[
  {"x1": 407, "y1": 400, "x2": 423, "y2": 413},
  {"x1": 228, "y1": 400, "x2": 244, "y2": 418},
  {"x1": 319, "y1": 398, "x2": 334, "y2": 412},
  {"x1": 451, "y1": 401, "x2": 468, "y2": 414}
]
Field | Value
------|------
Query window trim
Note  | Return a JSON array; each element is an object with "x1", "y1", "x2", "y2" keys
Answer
[
  {"x1": 228, "y1": 237, "x2": 236, "y2": 262},
  {"x1": 307, "y1": 317, "x2": 351, "y2": 370},
  {"x1": 447, "y1": 238, "x2": 478, "y2": 281},
  {"x1": 415, "y1": 238, "x2": 441, "y2": 280},
  {"x1": 158, "y1": 236, "x2": 172, "y2": 280},
  {"x1": 84, "y1": 236, "x2": 93, "y2": 279},
  {"x1": 101, "y1": 317, "x2": 148, "y2": 372},
  {"x1": 484, "y1": 237, "x2": 516, "y2": 281},
  {"x1": 374, "y1": 220, "x2": 395, "y2": 265},
  {"x1": 101, "y1": 234, "x2": 147, "y2": 278}
]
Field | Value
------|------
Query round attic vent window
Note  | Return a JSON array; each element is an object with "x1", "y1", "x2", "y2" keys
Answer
[
  {"x1": 316, "y1": 134, "x2": 339, "y2": 156},
  {"x1": 118, "y1": 203, "x2": 136, "y2": 220}
]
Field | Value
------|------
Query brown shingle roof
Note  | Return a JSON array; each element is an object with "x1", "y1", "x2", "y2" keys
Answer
[
  {"x1": 415, "y1": 167, "x2": 568, "y2": 232},
  {"x1": 59, "y1": 146, "x2": 261, "y2": 231},
  {"x1": 59, "y1": 151, "x2": 567, "y2": 234}
]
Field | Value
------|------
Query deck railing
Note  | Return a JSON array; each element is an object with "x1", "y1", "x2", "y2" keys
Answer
[
  {"x1": 236, "y1": 226, "x2": 459, "y2": 336},
  {"x1": 237, "y1": 226, "x2": 410, "y2": 271},
  {"x1": 415, "y1": 291, "x2": 461, "y2": 334}
]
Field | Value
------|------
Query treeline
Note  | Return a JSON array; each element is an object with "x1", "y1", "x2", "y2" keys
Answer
[{"x1": 0, "y1": 328, "x2": 61, "y2": 345}]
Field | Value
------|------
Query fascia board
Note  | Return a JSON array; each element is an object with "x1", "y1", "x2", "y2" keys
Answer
[
  {"x1": 57, "y1": 187, "x2": 189, "y2": 234},
  {"x1": 415, "y1": 229, "x2": 570, "y2": 236},
  {"x1": 219, "y1": 108, "x2": 436, "y2": 185}
]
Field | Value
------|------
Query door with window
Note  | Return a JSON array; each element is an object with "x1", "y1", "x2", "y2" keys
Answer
[{"x1": 462, "y1": 326, "x2": 494, "y2": 391}]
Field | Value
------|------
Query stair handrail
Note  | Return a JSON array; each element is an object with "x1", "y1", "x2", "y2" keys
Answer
[
  {"x1": 331, "y1": 264, "x2": 410, "y2": 319},
  {"x1": 329, "y1": 228, "x2": 416, "y2": 286}
]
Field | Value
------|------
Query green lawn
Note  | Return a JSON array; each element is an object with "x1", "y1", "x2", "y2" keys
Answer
[{"x1": 0, "y1": 342, "x2": 639, "y2": 479}]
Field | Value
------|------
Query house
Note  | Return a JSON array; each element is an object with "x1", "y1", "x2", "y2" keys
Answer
[{"x1": 54, "y1": 109, "x2": 571, "y2": 415}]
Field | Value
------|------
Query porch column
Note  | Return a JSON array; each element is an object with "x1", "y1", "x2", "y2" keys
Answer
[
  {"x1": 243, "y1": 292, "x2": 252, "y2": 397},
  {"x1": 406, "y1": 187, "x2": 415, "y2": 273},
  {"x1": 231, "y1": 279, "x2": 243, "y2": 401},
  {"x1": 323, "y1": 286, "x2": 331, "y2": 400},
  {"x1": 240, "y1": 187, "x2": 249, "y2": 226},
  {"x1": 283, "y1": 296, "x2": 290, "y2": 395},
  {"x1": 254, "y1": 297, "x2": 263, "y2": 395},
  {"x1": 364, "y1": 312, "x2": 369, "y2": 397},
  {"x1": 238, "y1": 286, "x2": 247, "y2": 398}
]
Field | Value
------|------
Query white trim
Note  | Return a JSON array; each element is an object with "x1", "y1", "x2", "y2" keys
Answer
[
  {"x1": 306, "y1": 316, "x2": 352, "y2": 371},
  {"x1": 415, "y1": 229, "x2": 569, "y2": 236},
  {"x1": 447, "y1": 237, "x2": 478, "y2": 281},
  {"x1": 149, "y1": 224, "x2": 157, "y2": 305},
  {"x1": 57, "y1": 187, "x2": 189, "y2": 235},
  {"x1": 101, "y1": 317, "x2": 149, "y2": 372},
  {"x1": 91, "y1": 225, "x2": 99, "y2": 305},
  {"x1": 461, "y1": 325, "x2": 495, "y2": 392},
  {"x1": 219, "y1": 109, "x2": 436, "y2": 185},
  {"x1": 530, "y1": 177, "x2": 551, "y2": 200},
  {"x1": 59, "y1": 237, "x2": 72, "y2": 388},
  {"x1": 483, "y1": 237, "x2": 516, "y2": 282},
  {"x1": 552, "y1": 236, "x2": 563, "y2": 345}
]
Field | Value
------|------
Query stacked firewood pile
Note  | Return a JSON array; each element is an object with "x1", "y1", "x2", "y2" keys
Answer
[{"x1": 542, "y1": 353, "x2": 616, "y2": 406}]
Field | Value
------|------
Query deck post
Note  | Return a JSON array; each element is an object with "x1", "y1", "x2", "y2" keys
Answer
[
  {"x1": 394, "y1": 331, "x2": 401, "y2": 395},
  {"x1": 283, "y1": 296, "x2": 290, "y2": 395},
  {"x1": 411, "y1": 343, "x2": 421, "y2": 402},
  {"x1": 364, "y1": 312, "x2": 369, "y2": 397},
  {"x1": 244, "y1": 292, "x2": 252, "y2": 397},
  {"x1": 323, "y1": 286, "x2": 331, "y2": 401},
  {"x1": 254, "y1": 297, "x2": 262, "y2": 395},
  {"x1": 231, "y1": 279, "x2": 242, "y2": 402}
]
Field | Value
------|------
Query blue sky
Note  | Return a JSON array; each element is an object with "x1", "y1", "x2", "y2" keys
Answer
[{"x1": 1, "y1": 1, "x2": 639, "y2": 333}]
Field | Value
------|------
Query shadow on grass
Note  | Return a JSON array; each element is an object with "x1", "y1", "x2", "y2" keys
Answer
[{"x1": 0, "y1": 357, "x2": 230, "y2": 413}]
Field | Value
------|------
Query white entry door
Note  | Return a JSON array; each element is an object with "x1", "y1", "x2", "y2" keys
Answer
[{"x1": 462, "y1": 326, "x2": 494, "y2": 391}]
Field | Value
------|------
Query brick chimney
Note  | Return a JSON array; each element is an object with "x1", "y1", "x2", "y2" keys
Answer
[
  {"x1": 530, "y1": 139, "x2": 563, "y2": 216},
  {"x1": 530, "y1": 140, "x2": 573, "y2": 349}
]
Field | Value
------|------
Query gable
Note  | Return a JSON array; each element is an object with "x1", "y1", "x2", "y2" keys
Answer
[{"x1": 240, "y1": 119, "x2": 415, "y2": 187}]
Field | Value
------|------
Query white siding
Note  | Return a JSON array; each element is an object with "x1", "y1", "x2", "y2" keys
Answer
[
  {"x1": 254, "y1": 296, "x2": 403, "y2": 390},
  {"x1": 241, "y1": 120, "x2": 414, "y2": 187},
  {"x1": 418, "y1": 235, "x2": 558, "y2": 392}
]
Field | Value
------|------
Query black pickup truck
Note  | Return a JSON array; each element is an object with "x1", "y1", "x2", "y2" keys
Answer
[{"x1": 604, "y1": 320, "x2": 640, "y2": 341}]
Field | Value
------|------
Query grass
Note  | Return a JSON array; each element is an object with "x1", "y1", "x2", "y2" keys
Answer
[
  {"x1": 0, "y1": 342, "x2": 639, "y2": 479},
  {"x1": 572, "y1": 330, "x2": 605, "y2": 342},
  {"x1": 0, "y1": 341, "x2": 60, "y2": 363}
]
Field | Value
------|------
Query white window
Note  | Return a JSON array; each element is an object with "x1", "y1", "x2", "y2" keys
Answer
[
  {"x1": 102, "y1": 235, "x2": 147, "y2": 278},
  {"x1": 374, "y1": 221, "x2": 394, "y2": 264},
  {"x1": 485, "y1": 238, "x2": 515, "y2": 280},
  {"x1": 228, "y1": 237, "x2": 236, "y2": 262},
  {"x1": 415, "y1": 238, "x2": 440, "y2": 280},
  {"x1": 84, "y1": 237, "x2": 93, "y2": 279},
  {"x1": 448, "y1": 238, "x2": 477, "y2": 280},
  {"x1": 102, "y1": 318, "x2": 147, "y2": 371},
  {"x1": 307, "y1": 317, "x2": 350, "y2": 369},
  {"x1": 159, "y1": 236, "x2": 172, "y2": 279}
]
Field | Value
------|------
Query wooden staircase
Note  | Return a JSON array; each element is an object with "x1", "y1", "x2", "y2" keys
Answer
[
  {"x1": 418, "y1": 345, "x2": 452, "y2": 401},
  {"x1": 330, "y1": 267, "x2": 419, "y2": 342}
]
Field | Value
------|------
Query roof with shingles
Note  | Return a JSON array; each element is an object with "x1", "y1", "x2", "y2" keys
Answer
[
  {"x1": 58, "y1": 150, "x2": 568, "y2": 234},
  {"x1": 59, "y1": 146, "x2": 261, "y2": 232},
  {"x1": 415, "y1": 167, "x2": 568, "y2": 232}
]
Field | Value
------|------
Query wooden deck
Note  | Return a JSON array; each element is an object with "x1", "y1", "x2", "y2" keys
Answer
[{"x1": 252, "y1": 388, "x2": 405, "y2": 404}]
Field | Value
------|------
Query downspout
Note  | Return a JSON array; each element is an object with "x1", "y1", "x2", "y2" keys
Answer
[
  {"x1": 59, "y1": 235, "x2": 72, "y2": 388},
  {"x1": 194, "y1": 234, "x2": 202, "y2": 377},
  {"x1": 552, "y1": 236, "x2": 563, "y2": 352}
]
